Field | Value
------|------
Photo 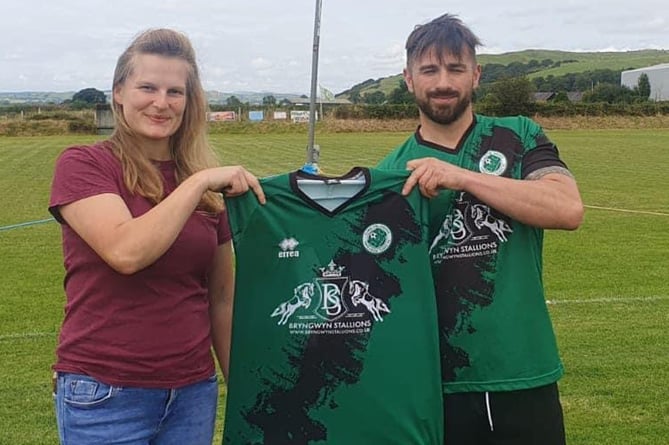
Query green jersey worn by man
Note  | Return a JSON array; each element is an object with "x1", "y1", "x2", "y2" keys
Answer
[
  {"x1": 223, "y1": 167, "x2": 443, "y2": 445},
  {"x1": 379, "y1": 115, "x2": 568, "y2": 392}
]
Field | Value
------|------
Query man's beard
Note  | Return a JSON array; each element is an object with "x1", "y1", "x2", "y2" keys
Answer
[{"x1": 416, "y1": 89, "x2": 472, "y2": 125}]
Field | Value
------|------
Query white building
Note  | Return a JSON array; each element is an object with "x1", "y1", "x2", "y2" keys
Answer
[{"x1": 621, "y1": 63, "x2": 669, "y2": 101}]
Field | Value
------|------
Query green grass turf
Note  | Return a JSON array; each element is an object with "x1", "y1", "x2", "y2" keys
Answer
[{"x1": 0, "y1": 128, "x2": 667, "y2": 444}]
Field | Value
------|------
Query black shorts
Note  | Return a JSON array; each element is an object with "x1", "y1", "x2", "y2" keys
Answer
[{"x1": 443, "y1": 383, "x2": 565, "y2": 445}]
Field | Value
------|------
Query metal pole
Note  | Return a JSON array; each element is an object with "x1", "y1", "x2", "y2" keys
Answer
[{"x1": 304, "y1": 0, "x2": 322, "y2": 170}]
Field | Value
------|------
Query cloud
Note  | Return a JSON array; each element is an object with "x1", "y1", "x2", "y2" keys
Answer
[
  {"x1": 251, "y1": 57, "x2": 275, "y2": 71},
  {"x1": 1, "y1": 0, "x2": 668, "y2": 93}
]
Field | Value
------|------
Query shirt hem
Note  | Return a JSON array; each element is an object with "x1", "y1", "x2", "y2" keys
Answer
[{"x1": 442, "y1": 365, "x2": 564, "y2": 394}]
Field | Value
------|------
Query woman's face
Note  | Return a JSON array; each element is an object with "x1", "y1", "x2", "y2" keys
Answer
[{"x1": 113, "y1": 54, "x2": 189, "y2": 154}]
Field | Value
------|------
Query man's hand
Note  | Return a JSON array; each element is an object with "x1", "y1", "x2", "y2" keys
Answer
[{"x1": 402, "y1": 157, "x2": 469, "y2": 197}]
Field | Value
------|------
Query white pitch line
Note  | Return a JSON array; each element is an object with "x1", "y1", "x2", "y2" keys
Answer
[
  {"x1": 546, "y1": 296, "x2": 669, "y2": 305},
  {"x1": 0, "y1": 331, "x2": 55, "y2": 341},
  {"x1": 584, "y1": 205, "x2": 669, "y2": 217},
  {"x1": 0, "y1": 217, "x2": 55, "y2": 232}
]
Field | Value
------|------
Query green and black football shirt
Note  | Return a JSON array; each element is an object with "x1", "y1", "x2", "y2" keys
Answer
[
  {"x1": 378, "y1": 115, "x2": 569, "y2": 394},
  {"x1": 223, "y1": 167, "x2": 442, "y2": 445}
]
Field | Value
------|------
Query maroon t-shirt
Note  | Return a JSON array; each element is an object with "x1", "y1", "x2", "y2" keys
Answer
[{"x1": 49, "y1": 142, "x2": 231, "y2": 388}]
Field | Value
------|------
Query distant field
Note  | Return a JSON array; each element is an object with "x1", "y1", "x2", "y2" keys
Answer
[
  {"x1": 0, "y1": 128, "x2": 668, "y2": 444},
  {"x1": 350, "y1": 48, "x2": 669, "y2": 96},
  {"x1": 478, "y1": 48, "x2": 669, "y2": 78}
]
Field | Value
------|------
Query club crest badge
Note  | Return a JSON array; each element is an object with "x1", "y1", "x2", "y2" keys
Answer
[
  {"x1": 362, "y1": 223, "x2": 392, "y2": 254},
  {"x1": 479, "y1": 150, "x2": 507, "y2": 176}
]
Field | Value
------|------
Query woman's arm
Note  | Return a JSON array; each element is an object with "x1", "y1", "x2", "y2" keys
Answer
[
  {"x1": 59, "y1": 166, "x2": 264, "y2": 274},
  {"x1": 208, "y1": 241, "x2": 235, "y2": 382}
]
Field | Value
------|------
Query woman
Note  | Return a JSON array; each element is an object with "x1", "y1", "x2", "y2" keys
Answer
[{"x1": 49, "y1": 28, "x2": 264, "y2": 445}]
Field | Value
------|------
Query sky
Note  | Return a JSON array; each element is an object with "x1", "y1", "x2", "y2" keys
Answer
[{"x1": 2, "y1": 0, "x2": 668, "y2": 95}]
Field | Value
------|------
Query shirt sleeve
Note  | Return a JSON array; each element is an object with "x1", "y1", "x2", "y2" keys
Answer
[
  {"x1": 224, "y1": 191, "x2": 263, "y2": 246},
  {"x1": 48, "y1": 145, "x2": 122, "y2": 224},
  {"x1": 217, "y1": 209, "x2": 233, "y2": 245},
  {"x1": 521, "y1": 130, "x2": 569, "y2": 179}
]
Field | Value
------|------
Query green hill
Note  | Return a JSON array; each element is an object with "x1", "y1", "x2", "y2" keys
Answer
[{"x1": 338, "y1": 49, "x2": 669, "y2": 98}]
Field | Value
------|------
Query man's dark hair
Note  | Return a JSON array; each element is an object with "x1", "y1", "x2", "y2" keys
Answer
[{"x1": 406, "y1": 13, "x2": 482, "y2": 66}]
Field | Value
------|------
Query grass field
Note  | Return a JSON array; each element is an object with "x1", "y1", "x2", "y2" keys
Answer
[
  {"x1": 348, "y1": 48, "x2": 669, "y2": 97},
  {"x1": 1, "y1": 128, "x2": 668, "y2": 444}
]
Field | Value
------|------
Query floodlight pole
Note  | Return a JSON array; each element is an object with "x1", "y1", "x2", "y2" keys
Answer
[{"x1": 305, "y1": 0, "x2": 322, "y2": 168}]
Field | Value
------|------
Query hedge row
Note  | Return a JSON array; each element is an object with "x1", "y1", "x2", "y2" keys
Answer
[{"x1": 329, "y1": 102, "x2": 669, "y2": 119}]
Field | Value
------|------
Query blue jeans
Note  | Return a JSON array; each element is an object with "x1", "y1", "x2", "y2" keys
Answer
[{"x1": 54, "y1": 372, "x2": 218, "y2": 445}]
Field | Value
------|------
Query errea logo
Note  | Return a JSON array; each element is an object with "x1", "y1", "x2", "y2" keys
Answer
[{"x1": 278, "y1": 238, "x2": 300, "y2": 258}]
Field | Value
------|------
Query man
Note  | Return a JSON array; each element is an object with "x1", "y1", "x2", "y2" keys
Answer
[{"x1": 377, "y1": 13, "x2": 584, "y2": 445}]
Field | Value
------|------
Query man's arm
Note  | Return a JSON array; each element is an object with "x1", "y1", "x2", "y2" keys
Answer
[{"x1": 402, "y1": 157, "x2": 584, "y2": 230}]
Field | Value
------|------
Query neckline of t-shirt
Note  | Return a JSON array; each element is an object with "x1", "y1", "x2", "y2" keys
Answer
[{"x1": 151, "y1": 159, "x2": 175, "y2": 170}]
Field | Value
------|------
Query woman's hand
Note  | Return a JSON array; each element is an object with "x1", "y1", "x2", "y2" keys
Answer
[{"x1": 201, "y1": 166, "x2": 266, "y2": 204}]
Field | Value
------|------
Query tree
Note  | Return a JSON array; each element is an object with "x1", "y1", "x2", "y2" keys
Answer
[
  {"x1": 226, "y1": 95, "x2": 243, "y2": 107},
  {"x1": 387, "y1": 79, "x2": 414, "y2": 104},
  {"x1": 582, "y1": 83, "x2": 635, "y2": 103},
  {"x1": 553, "y1": 91, "x2": 570, "y2": 103},
  {"x1": 262, "y1": 95, "x2": 276, "y2": 106},
  {"x1": 480, "y1": 76, "x2": 535, "y2": 116},
  {"x1": 636, "y1": 73, "x2": 651, "y2": 100},
  {"x1": 348, "y1": 91, "x2": 362, "y2": 104},
  {"x1": 531, "y1": 69, "x2": 621, "y2": 93},
  {"x1": 71, "y1": 88, "x2": 107, "y2": 105},
  {"x1": 362, "y1": 90, "x2": 386, "y2": 105}
]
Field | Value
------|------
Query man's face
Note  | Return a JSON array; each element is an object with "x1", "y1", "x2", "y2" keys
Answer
[{"x1": 404, "y1": 47, "x2": 481, "y2": 126}]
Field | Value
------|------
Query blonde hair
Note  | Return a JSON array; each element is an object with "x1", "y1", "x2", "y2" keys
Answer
[{"x1": 110, "y1": 28, "x2": 223, "y2": 213}]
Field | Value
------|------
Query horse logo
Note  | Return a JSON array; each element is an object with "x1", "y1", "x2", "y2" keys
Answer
[
  {"x1": 348, "y1": 280, "x2": 390, "y2": 322},
  {"x1": 429, "y1": 209, "x2": 471, "y2": 253},
  {"x1": 271, "y1": 282, "x2": 315, "y2": 325},
  {"x1": 470, "y1": 204, "x2": 512, "y2": 242}
]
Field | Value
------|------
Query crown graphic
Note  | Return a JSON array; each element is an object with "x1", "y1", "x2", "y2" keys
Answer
[{"x1": 320, "y1": 260, "x2": 345, "y2": 278}]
